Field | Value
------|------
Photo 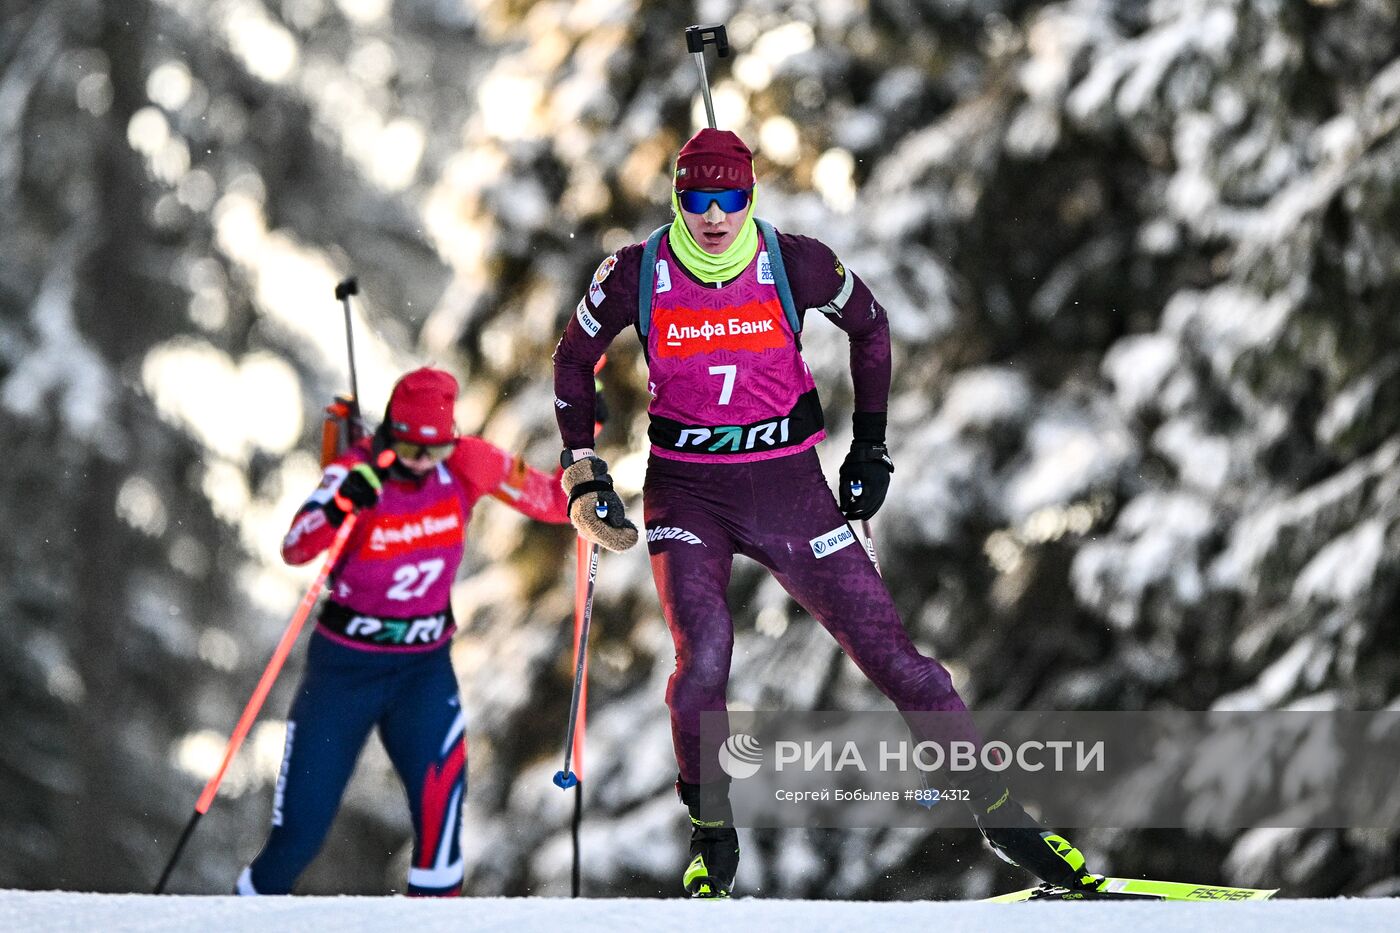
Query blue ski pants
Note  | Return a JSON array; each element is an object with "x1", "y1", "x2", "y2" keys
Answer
[{"x1": 239, "y1": 632, "x2": 466, "y2": 895}]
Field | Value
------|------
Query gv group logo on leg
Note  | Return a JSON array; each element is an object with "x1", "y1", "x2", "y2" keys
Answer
[{"x1": 719, "y1": 733, "x2": 764, "y2": 779}]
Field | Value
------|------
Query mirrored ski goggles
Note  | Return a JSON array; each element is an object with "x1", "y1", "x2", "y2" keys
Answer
[
  {"x1": 390, "y1": 439, "x2": 456, "y2": 462},
  {"x1": 677, "y1": 187, "x2": 751, "y2": 215}
]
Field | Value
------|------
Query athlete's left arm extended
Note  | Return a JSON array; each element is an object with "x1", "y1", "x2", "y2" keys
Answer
[
  {"x1": 780, "y1": 233, "x2": 892, "y2": 414},
  {"x1": 445, "y1": 435, "x2": 571, "y2": 524}
]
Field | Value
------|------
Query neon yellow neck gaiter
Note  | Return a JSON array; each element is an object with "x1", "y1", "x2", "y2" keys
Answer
[{"x1": 668, "y1": 188, "x2": 759, "y2": 284}]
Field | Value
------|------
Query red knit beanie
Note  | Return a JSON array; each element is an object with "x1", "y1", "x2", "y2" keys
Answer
[
  {"x1": 674, "y1": 128, "x2": 755, "y2": 191},
  {"x1": 387, "y1": 367, "x2": 457, "y2": 444}
]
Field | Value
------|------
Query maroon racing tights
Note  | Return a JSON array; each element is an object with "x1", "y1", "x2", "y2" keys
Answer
[{"x1": 643, "y1": 447, "x2": 971, "y2": 782}]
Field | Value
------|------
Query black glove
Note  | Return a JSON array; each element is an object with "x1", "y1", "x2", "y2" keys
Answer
[
  {"x1": 323, "y1": 462, "x2": 383, "y2": 527},
  {"x1": 560, "y1": 454, "x2": 638, "y2": 552},
  {"x1": 838, "y1": 412, "x2": 893, "y2": 520}
]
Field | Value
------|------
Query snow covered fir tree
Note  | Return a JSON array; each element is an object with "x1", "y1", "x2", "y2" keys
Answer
[{"x1": 2, "y1": 0, "x2": 1399, "y2": 901}]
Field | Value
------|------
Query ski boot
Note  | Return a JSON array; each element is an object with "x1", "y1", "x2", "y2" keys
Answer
[
  {"x1": 677, "y1": 777, "x2": 740, "y2": 898},
  {"x1": 971, "y1": 785, "x2": 1101, "y2": 893}
]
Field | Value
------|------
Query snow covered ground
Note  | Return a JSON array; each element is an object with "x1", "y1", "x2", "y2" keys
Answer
[{"x1": 3, "y1": 891, "x2": 1398, "y2": 932}]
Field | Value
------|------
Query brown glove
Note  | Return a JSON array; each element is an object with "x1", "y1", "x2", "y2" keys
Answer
[{"x1": 561, "y1": 455, "x2": 638, "y2": 552}]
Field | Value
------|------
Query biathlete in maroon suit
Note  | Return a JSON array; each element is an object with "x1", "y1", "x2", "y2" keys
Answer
[
  {"x1": 236, "y1": 368, "x2": 569, "y2": 896},
  {"x1": 553, "y1": 129, "x2": 1099, "y2": 898}
]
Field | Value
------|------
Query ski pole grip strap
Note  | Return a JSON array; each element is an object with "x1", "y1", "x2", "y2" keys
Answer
[{"x1": 567, "y1": 479, "x2": 613, "y2": 511}]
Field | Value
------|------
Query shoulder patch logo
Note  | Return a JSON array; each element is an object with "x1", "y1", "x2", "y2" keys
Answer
[
  {"x1": 655, "y1": 259, "x2": 672, "y2": 295},
  {"x1": 834, "y1": 257, "x2": 845, "y2": 279},
  {"x1": 757, "y1": 251, "x2": 774, "y2": 285},
  {"x1": 575, "y1": 298, "x2": 601, "y2": 337},
  {"x1": 588, "y1": 254, "x2": 617, "y2": 307},
  {"x1": 593, "y1": 254, "x2": 617, "y2": 285}
]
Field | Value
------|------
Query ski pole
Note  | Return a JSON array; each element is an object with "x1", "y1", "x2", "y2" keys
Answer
[
  {"x1": 154, "y1": 513, "x2": 358, "y2": 892},
  {"x1": 334, "y1": 277, "x2": 361, "y2": 421},
  {"x1": 554, "y1": 540, "x2": 600, "y2": 793},
  {"x1": 569, "y1": 535, "x2": 592, "y2": 898},
  {"x1": 860, "y1": 519, "x2": 881, "y2": 576},
  {"x1": 685, "y1": 23, "x2": 729, "y2": 129},
  {"x1": 555, "y1": 365, "x2": 606, "y2": 797},
  {"x1": 557, "y1": 355, "x2": 607, "y2": 788},
  {"x1": 570, "y1": 766, "x2": 584, "y2": 897},
  {"x1": 154, "y1": 449, "x2": 394, "y2": 893},
  {"x1": 847, "y1": 477, "x2": 883, "y2": 576},
  {"x1": 556, "y1": 354, "x2": 609, "y2": 897}
]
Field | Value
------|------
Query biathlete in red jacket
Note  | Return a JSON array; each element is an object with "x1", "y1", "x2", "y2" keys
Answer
[
  {"x1": 236, "y1": 367, "x2": 569, "y2": 896},
  {"x1": 552, "y1": 129, "x2": 1098, "y2": 898}
]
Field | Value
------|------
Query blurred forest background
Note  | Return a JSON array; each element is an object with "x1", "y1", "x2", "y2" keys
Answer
[{"x1": 2, "y1": 0, "x2": 1399, "y2": 900}]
